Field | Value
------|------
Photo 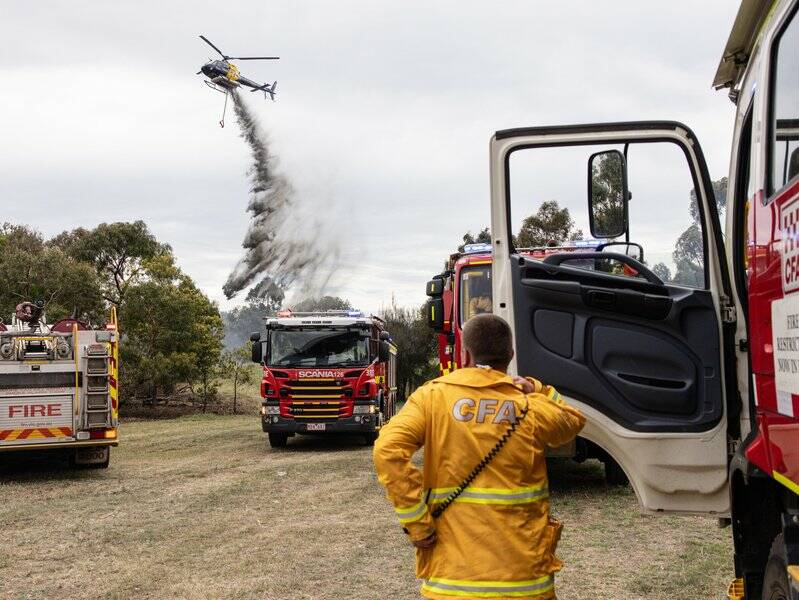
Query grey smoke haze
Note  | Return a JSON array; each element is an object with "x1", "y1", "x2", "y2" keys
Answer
[
  {"x1": 223, "y1": 91, "x2": 339, "y2": 304},
  {"x1": 0, "y1": 1, "x2": 740, "y2": 313}
]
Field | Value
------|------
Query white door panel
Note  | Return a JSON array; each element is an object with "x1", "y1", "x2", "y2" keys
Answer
[{"x1": 489, "y1": 122, "x2": 732, "y2": 514}]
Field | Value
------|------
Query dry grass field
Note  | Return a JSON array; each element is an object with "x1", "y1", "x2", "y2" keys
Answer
[{"x1": 0, "y1": 414, "x2": 733, "y2": 600}]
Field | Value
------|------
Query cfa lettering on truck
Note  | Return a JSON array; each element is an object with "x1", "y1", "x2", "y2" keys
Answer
[{"x1": 475, "y1": 1, "x2": 799, "y2": 597}]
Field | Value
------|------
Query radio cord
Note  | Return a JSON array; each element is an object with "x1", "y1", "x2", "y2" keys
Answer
[{"x1": 431, "y1": 399, "x2": 530, "y2": 519}]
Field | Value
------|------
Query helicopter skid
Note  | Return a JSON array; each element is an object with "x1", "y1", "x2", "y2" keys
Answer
[{"x1": 204, "y1": 78, "x2": 238, "y2": 94}]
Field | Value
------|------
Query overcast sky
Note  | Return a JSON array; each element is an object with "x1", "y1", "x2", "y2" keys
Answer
[{"x1": 1, "y1": 1, "x2": 739, "y2": 313}]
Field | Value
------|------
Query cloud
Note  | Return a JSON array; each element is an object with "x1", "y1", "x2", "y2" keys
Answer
[{"x1": 0, "y1": 1, "x2": 739, "y2": 311}]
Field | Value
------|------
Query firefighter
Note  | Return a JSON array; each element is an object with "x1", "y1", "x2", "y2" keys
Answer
[
  {"x1": 467, "y1": 294, "x2": 492, "y2": 318},
  {"x1": 373, "y1": 314, "x2": 585, "y2": 599}
]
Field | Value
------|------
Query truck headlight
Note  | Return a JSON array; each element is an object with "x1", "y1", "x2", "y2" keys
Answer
[
  {"x1": 353, "y1": 405, "x2": 375, "y2": 414},
  {"x1": 262, "y1": 406, "x2": 280, "y2": 415}
]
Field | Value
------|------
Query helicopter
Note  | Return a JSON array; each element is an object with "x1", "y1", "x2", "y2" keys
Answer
[{"x1": 197, "y1": 35, "x2": 279, "y2": 127}]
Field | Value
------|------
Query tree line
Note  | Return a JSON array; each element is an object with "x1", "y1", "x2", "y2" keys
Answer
[
  {"x1": 0, "y1": 221, "x2": 223, "y2": 409},
  {"x1": 0, "y1": 219, "x2": 440, "y2": 411},
  {"x1": 460, "y1": 177, "x2": 728, "y2": 285}
]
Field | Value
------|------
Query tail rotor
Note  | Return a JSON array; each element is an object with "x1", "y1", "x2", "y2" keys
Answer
[{"x1": 250, "y1": 81, "x2": 277, "y2": 101}]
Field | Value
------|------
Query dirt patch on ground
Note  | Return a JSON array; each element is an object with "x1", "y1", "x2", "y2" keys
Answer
[{"x1": 0, "y1": 415, "x2": 732, "y2": 599}]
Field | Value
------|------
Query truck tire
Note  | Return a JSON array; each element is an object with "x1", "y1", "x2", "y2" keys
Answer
[
  {"x1": 363, "y1": 431, "x2": 378, "y2": 446},
  {"x1": 268, "y1": 433, "x2": 288, "y2": 448},
  {"x1": 604, "y1": 457, "x2": 628, "y2": 486},
  {"x1": 762, "y1": 533, "x2": 790, "y2": 600}
]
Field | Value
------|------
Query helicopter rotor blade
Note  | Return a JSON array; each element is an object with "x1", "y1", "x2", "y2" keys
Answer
[
  {"x1": 229, "y1": 56, "x2": 280, "y2": 60},
  {"x1": 199, "y1": 35, "x2": 227, "y2": 59}
]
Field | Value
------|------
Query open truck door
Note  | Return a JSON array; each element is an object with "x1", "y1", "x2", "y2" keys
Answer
[{"x1": 489, "y1": 122, "x2": 736, "y2": 514}]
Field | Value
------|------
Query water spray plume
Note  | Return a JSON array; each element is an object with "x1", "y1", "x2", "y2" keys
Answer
[{"x1": 223, "y1": 91, "x2": 339, "y2": 305}]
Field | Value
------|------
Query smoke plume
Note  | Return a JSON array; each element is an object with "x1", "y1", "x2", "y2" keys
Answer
[{"x1": 223, "y1": 91, "x2": 338, "y2": 304}]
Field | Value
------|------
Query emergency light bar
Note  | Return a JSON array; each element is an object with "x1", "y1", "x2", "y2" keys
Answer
[
  {"x1": 274, "y1": 310, "x2": 365, "y2": 318},
  {"x1": 463, "y1": 243, "x2": 493, "y2": 254},
  {"x1": 572, "y1": 239, "x2": 603, "y2": 248}
]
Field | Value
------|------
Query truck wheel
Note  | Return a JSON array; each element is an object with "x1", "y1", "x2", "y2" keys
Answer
[
  {"x1": 763, "y1": 533, "x2": 790, "y2": 600},
  {"x1": 363, "y1": 431, "x2": 378, "y2": 446},
  {"x1": 604, "y1": 457, "x2": 628, "y2": 486},
  {"x1": 268, "y1": 433, "x2": 288, "y2": 448}
]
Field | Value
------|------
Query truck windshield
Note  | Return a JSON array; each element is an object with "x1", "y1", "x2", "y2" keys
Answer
[
  {"x1": 268, "y1": 329, "x2": 370, "y2": 367},
  {"x1": 460, "y1": 265, "x2": 493, "y2": 325}
]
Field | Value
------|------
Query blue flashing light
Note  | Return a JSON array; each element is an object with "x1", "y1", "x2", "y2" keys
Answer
[
  {"x1": 463, "y1": 243, "x2": 493, "y2": 255},
  {"x1": 572, "y1": 239, "x2": 603, "y2": 248},
  {"x1": 346, "y1": 310, "x2": 364, "y2": 317}
]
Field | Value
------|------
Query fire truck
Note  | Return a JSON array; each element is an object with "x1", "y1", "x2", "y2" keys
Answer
[
  {"x1": 250, "y1": 310, "x2": 398, "y2": 448},
  {"x1": 0, "y1": 302, "x2": 120, "y2": 468},
  {"x1": 425, "y1": 240, "x2": 631, "y2": 484},
  {"x1": 472, "y1": 1, "x2": 799, "y2": 596}
]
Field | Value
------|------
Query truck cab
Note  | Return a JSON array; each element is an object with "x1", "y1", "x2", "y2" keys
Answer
[
  {"x1": 250, "y1": 310, "x2": 398, "y2": 448},
  {"x1": 485, "y1": 1, "x2": 799, "y2": 596}
]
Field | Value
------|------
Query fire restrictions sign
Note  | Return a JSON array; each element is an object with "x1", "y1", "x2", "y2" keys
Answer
[{"x1": 772, "y1": 295, "x2": 799, "y2": 417}]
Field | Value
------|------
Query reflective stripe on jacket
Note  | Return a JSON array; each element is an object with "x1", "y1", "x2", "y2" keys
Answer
[{"x1": 373, "y1": 368, "x2": 585, "y2": 600}]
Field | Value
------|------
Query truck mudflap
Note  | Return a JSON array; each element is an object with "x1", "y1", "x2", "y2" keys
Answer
[{"x1": 0, "y1": 391, "x2": 74, "y2": 446}]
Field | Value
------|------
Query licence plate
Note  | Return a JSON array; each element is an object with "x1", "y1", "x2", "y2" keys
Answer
[{"x1": 306, "y1": 423, "x2": 326, "y2": 431}]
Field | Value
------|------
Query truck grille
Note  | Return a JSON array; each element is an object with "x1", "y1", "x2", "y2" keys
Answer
[
  {"x1": 289, "y1": 401, "x2": 344, "y2": 420},
  {"x1": 285, "y1": 379, "x2": 345, "y2": 398},
  {"x1": 285, "y1": 380, "x2": 351, "y2": 420}
]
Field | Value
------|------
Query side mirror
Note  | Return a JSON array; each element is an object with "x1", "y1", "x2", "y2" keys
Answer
[
  {"x1": 251, "y1": 341, "x2": 263, "y2": 364},
  {"x1": 249, "y1": 331, "x2": 261, "y2": 342},
  {"x1": 598, "y1": 242, "x2": 644, "y2": 263},
  {"x1": 426, "y1": 298, "x2": 445, "y2": 332},
  {"x1": 426, "y1": 277, "x2": 444, "y2": 297},
  {"x1": 379, "y1": 340, "x2": 391, "y2": 363},
  {"x1": 588, "y1": 149, "x2": 628, "y2": 239}
]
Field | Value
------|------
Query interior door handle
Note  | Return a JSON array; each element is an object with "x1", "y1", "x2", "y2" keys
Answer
[{"x1": 586, "y1": 289, "x2": 616, "y2": 308}]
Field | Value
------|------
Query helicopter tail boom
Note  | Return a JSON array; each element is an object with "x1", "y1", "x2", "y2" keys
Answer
[{"x1": 251, "y1": 81, "x2": 277, "y2": 101}]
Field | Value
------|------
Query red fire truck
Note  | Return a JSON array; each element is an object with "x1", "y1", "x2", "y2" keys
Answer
[
  {"x1": 426, "y1": 241, "x2": 632, "y2": 484},
  {"x1": 426, "y1": 241, "x2": 607, "y2": 375},
  {"x1": 250, "y1": 310, "x2": 398, "y2": 448},
  {"x1": 473, "y1": 1, "x2": 799, "y2": 596},
  {"x1": 0, "y1": 303, "x2": 120, "y2": 468}
]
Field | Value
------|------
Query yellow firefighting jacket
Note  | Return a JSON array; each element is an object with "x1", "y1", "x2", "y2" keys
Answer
[{"x1": 373, "y1": 367, "x2": 586, "y2": 600}]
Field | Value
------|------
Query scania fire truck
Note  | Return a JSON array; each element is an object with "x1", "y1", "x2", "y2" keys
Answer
[
  {"x1": 0, "y1": 302, "x2": 119, "y2": 468},
  {"x1": 250, "y1": 310, "x2": 398, "y2": 448},
  {"x1": 476, "y1": 1, "x2": 799, "y2": 596}
]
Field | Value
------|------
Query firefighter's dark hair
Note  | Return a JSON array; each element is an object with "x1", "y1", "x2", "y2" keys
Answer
[{"x1": 462, "y1": 314, "x2": 513, "y2": 370}]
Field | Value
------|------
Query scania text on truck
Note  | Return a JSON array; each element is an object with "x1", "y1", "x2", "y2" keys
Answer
[
  {"x1": 0, "y1": 302, "x2": 120, "y2": 468},
  {"x1": 482, "y1": 1, "x2": 799, "y2": 596},
  {"x1": 250, "y1": 310, "x2": 398, "y2": 448}
]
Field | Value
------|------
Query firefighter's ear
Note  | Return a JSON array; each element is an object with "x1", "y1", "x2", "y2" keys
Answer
[{"x1": 462, "y1": 347, "x2": 472, "y2": 367}]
